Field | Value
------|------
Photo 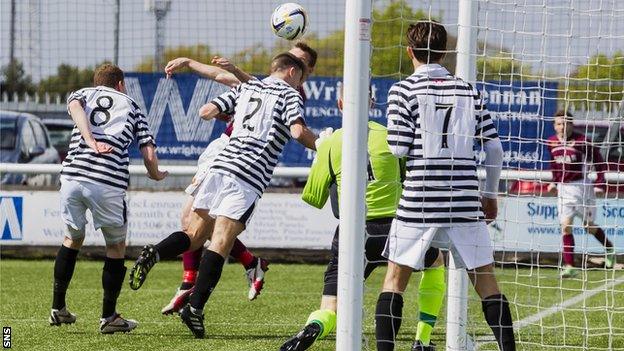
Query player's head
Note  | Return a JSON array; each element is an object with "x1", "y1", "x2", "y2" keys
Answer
[
  {"x1": 289, "y1": 41, "x2": 317, "y2": 80},
  {"x1": 337, "y1": 85, "x2": 374, "y2": 112},
  {"x1": 406, "y1": 20, "x2": 447, "y2": 65},
  {"x1": 94, "y1": 63, "x2": 125, "y2": 93},
  {"x1": 554, "y1": 110, "x2": 575, "y2": 139},
  {"x1": 270, "y1": 52, "x2": 307, "y2": 88}
]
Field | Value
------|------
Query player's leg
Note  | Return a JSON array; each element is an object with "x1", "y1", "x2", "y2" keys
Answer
[
  {"x1": 584, "y1": 214, "x2": 616, "y2": 269},
  {"x1": 129, "y1": 208, "x2": 214, "y2": 290},
  {"x1": 99, "y1": 227, "x2": 137, "y2": 334},
  {"x1": 281, "y1": 225, "x2": 340, "y2": 351},
  {"x1": 232, "y1": 238, "x2": 270, "y2": 300},
  {"x1": 50, "y1": 180, "x2": 86, "y2": 326},
  {"x1": 376, "y1": 261, "x2": 413, "y2": 351},
  {"x1": 560, "y1": 216, "x2": 577, "y2": 277},
  {"x1": 449, "y1": 224, "x2": 515, "y2": 351},
  {"x1": 181, "y1": 215, "x2": 245, "y2": 338},
  {"x1": 414, "y1": 248, "x2": 445, "y2": 349}
]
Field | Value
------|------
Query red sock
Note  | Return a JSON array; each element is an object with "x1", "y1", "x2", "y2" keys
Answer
[
  {"x1": 562, "y1": 234, "x2": 575, "y2": 266},
  {"x1": 230, "y1": 239, "x2": 255, "y2": 268},
  {"x1": 591, "y1": 228, "x2": 613, "y2": 248},
  {"x1": 180, "y1": 248, "x2": 202, "y2": 289}
]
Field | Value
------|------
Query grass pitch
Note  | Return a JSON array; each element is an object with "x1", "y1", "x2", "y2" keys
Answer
[{"x1": 1, "y1": 259, "x2": 622, "y2": 350}]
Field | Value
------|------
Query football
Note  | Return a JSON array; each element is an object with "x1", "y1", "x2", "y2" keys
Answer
[{"x1": 271, "y1": 3, "x2": 308, "y2": 40}]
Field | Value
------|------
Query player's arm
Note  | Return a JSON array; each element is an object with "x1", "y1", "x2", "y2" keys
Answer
[
  {"x1": 164, "y1": 57, "x2": 241, "y2": 88},
  {"x1": 476, "y1": 102, "x2": 503, "y2": 222},
  {"x1": 290, "y1": 120, "x2": 318, "y2": 150},
  {"x1": 545, "y1": 139, "x2": 558, "y2": 193},
  {"x1": 133, "y1": 109, "x2": 168, "y2": 181},
  {"x1": 586, "y1": 139, "x2": 607, "y2": 190},
  {"x1": 67, "y1": 98, "x2": 112, "y2": 154},
  {"x1": 200, "y1": 85, "x2": 242, "y2": 120},
  {"x1": 386, "y1": 85, "x2": 415, "y2": 157},
  {"x1": 301, "y1": 136, "x2": 334, "y2": 208},
  {"x1": 211, "y1": 56, "x2": 256, "y2": 84}
]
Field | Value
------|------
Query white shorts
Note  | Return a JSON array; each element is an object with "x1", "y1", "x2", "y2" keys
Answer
[
  {"x1": 383, "y1": 219, "x2": 494, "y2": 270},
  {"x1": 185, "y1": 134, "x2": 230, "y2": 196},
  {"x1": 192, "y1": 171, "x2": 259, "y2": 227},
  {"x1": 557, "y1": 182, "x2": 595, "y2": 223},
  {"x1": 60, "y1": 178, "x2": 127, "y2": 244}
]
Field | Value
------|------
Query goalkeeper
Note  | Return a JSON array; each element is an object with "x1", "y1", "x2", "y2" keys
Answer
[{"x1": 281, "y1": 93, "x2": 446, "y2": 351}]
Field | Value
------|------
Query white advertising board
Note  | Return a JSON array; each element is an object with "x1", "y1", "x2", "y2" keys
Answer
[{"x1": 1, "y1": 191, "x2": 622, "y2": 252}]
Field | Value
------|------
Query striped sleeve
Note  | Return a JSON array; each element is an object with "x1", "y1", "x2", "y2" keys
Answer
[
  {"x1": 474, "y1": 93, "x2": 499, "y2": 142},
  {"x1": 282, "y1": 90, "x2": 305, "y2": 127},
  {"x1": 386, "y1": 83, "x2": 416, "y2": 157},
  {"x1": 211, "y1": 85, "x2": 241, "y2": 114},
  {"x1": 66, "y1": 88, "x2": 88, "y2": 114},
  {"x1": 133, "y1": 109, "x2": 155, "y2": 147}
]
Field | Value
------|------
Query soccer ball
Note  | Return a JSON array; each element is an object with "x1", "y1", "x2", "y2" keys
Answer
[{"x1": 271, "y1": 3, "x2": 308, "y2": 40}]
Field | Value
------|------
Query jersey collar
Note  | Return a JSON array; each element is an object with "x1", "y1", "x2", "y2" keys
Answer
[
  {"x1": 412, "y1": 63, "x2": 451, "y2": 78},
  {"x1": 262, "y1": 76, "x2": 290, "y2": 87}
]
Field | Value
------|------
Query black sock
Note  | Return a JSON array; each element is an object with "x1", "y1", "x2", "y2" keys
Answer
[
  {"x1": 52, "y1": 245, "x2": 79, "y2": 310},
  {"x1": 102, "y1": 257, "x2": 126, "y2": 319},
  {"x1": 155, "y1": 231, "x2": 191, "y2": 260},
  {"x1": 180, "y1": 282, "x2": 194, "y2": 290},
  {"x1": 375, "y1": 292, "x2": 404, "y2": 351},
  {"x1": 482, "y1": 294, "x2": 516, "y2": 351},
  {"x1": 189, "y1": 250, "x2": 225, "y2": 311}
]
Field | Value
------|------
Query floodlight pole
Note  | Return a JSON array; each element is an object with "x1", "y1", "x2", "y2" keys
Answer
[
  {"x1": 145, "y1": 0, "x2": 171, "y2": 71},
  {"x1": 447, "y1": 1, "x2": 478, "y2": 350},
  {"x1": 336, "y1": 0, "x2": 371, "y2": 350}
]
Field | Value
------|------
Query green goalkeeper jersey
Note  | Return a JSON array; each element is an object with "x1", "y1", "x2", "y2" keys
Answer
[{"x1": 302, "y1": 121, "x2": 404, "y2": 220}]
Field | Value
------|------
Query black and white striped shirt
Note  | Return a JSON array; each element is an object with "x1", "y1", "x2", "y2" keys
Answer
[
  {"x1": 210, "y1": 76, "x2": 304, "y2": 195},
  {"x1": 61, "y1": 86, "x2": 155, "y2": 190},
  {"x1": 386, "y1": 64, "x2": 499, "y2": 226}
]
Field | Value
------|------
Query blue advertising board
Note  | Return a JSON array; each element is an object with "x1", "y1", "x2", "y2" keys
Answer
[{"x1": 124, "y1": 73, "x2": 557, "y2": 169}]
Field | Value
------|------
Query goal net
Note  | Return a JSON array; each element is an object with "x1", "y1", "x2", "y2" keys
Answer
[{"x1": 366, "y1": 0, "x2": 623, "y2": 350}]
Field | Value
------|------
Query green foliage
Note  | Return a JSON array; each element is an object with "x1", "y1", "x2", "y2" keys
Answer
[
  {"x1": 0, "y1": 59, "x2": 36, "y2": 99},
  {"x1": 135, "y1": 45, "x2": 216, "y2": 72},
  {"x1": 37, "y1": 64, "x2": 96, "y2": 97},
  {"x1": 476, "y1": 54, "x2": 533, "y2": 82},
  {"x1": 564, "y1": 52, "x2": 624, "y2": 110}
]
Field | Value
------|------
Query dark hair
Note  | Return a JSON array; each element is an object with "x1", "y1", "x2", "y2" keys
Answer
[
  {"x1": 406, "y1": 20, "x2": 447, "y2": 63},
  {"x1": 93, "y1": 63, "x2": 124, "y2": 88},
  {"x1": 294, "y1": 41, "x2": 318, "y2": 68},
  {"x1": 271, "y1": 52, "x2": 306, "y2": 74},
  {"x1": 555, "y1": 110, "x2": 574, "y2": 122}
]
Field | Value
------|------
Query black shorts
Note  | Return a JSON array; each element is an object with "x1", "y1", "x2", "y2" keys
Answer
[{"x1": 322, "y1": 217, "x2": 439, "y2": 296}]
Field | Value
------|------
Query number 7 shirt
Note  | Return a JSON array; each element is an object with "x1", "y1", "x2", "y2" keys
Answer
[
  {"x1": 385, "y1": 63, "x2": 499, "y2": 227},
  {"x1": 209, "y1": 76, "x2": 305, "y2": 196}
]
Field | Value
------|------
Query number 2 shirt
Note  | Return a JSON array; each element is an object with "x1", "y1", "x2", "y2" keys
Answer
[
  {"x1": 209, "y1": 76, "x2": 305, "y2": 196},
  {"x1": 61, "y1": 86, "x2": 155, "y2": 190},
  {"x1": 386, "y1": 64, "x2": 499, "y2": 227}
]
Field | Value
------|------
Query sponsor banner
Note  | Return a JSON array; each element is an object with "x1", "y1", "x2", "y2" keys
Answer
[
  {"x1": 0, "y1": 191, "x2": 337, "y2": 249},
  {"x1": 123, "y1": 73, "x2": 557, "y2": 169},
  {"x1": 490, "y1": 196, "x2": 624, "y2": 252}
]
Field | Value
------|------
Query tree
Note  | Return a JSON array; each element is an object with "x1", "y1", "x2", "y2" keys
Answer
[
  {"x1": 37, "y1": 64, "x2": 96, "y2": 97},
  {"x1": 476, "y1": 54, "x2": 533, "y2": 82},
  {"x1": 135, "y1": 45, "x2": 216, "y2": 72},
  {"x1": 0, "y1": 59, "x2": 35, "y2": 100},
  {"x1": 564, "y1": 52, "x2": 624, "y2": 110}
]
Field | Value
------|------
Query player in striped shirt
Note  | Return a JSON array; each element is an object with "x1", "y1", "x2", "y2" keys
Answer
[
  {"x1": 157, "y1": 42, "x2": 318, "y2": 313},
  {"x1": 130, "y1": 53, "x2": 318, "y2": 338},
  {"x1": 281, "y1": 91, "x2": 446, "y2": 351},
  {"x1": 546, "y1": 111, "x2": 615, "y2": 278},
  {"x1": 50, "y1": 63, "x2": 167, "y2": 334},
  {"x1": 374, "y1": 21, "x2": 515, "y2": 350}
]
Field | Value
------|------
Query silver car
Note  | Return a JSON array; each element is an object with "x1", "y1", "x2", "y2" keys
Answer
[{"x1": 1, "y1": 110, "x2": 61, "y2": 185}]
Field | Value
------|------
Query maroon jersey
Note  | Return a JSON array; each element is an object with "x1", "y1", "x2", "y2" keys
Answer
[{"x1": 546, "y1": 132, "x2": 606, "y2": 184}]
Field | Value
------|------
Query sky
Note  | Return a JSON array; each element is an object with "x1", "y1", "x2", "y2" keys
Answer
[{"x1": 1, "y1": 0, "x2": 622, "y2": 82}]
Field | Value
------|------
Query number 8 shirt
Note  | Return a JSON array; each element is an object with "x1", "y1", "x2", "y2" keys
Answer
[
  {"x1": 61, "y1": 86, "x2": 155, "y2": 190},
  {"x1": 386, "y1": 64, "x2": 498, "y2": 226}
]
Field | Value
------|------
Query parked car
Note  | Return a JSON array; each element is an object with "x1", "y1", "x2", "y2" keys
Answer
[
  {"x1": 510, "y1": 120, "x2": 623, "y2": 195},
  {"x1": 42, "y1": 119, "x2": 75, "y2": 161},
  {"x1": 0, "y1": 110, "x2": 61, "y2": 186}
]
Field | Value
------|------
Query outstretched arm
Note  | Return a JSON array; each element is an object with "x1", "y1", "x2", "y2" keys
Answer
[
  {"x1": 67, "y1": 100, "x2": 111, "y2": 154},
  {"x1": 290, "y1": 119, "x2": 318, "y2": 151},
  {"x1": 211, "y1": 56, "x2": 255, "y2": 84},
  {"x1": 164, "y1": 57, "x2": 241, "y2": 88},
  {"x1": 198, "y1": 102, "x2": 221, "y2": 121}
]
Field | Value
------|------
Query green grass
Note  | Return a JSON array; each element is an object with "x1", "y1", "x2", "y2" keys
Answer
[{"x1": 1, "y1": 259, "x2": 622, "y2": 350}]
